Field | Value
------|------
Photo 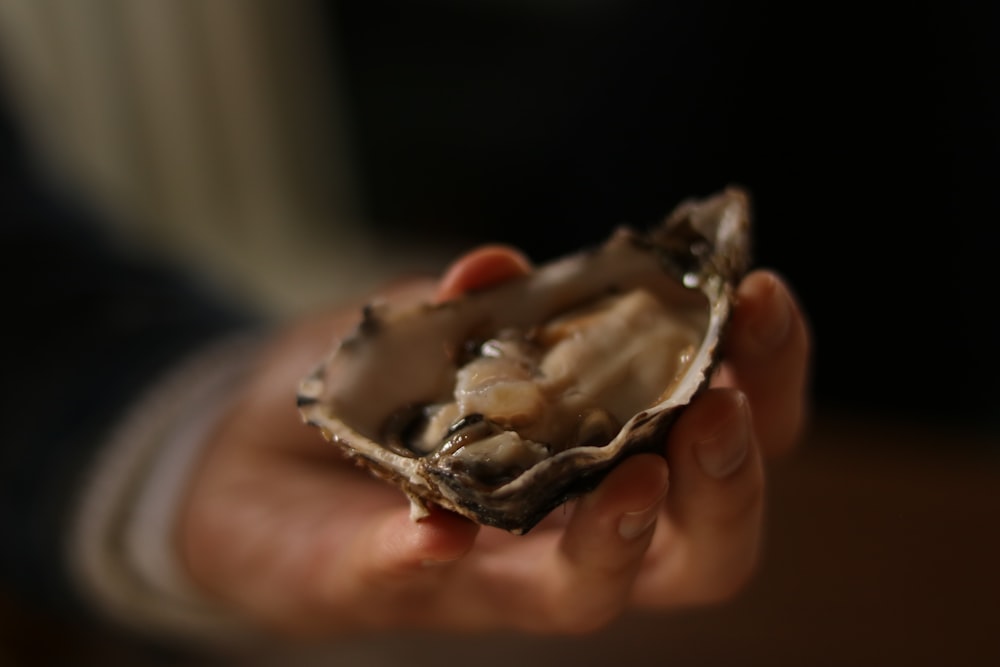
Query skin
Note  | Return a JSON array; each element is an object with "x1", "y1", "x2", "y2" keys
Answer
[{"x1": 178, "y1": 244, "x2": 811, "y2": 638}]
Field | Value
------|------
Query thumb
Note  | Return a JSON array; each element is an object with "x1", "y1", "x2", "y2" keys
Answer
[
  {"x1": 321, "y1": 505, "x2": 480, "y2": 599},
  {"x1": 436, "y1": 245, "x2": 532, "y2": 301}
]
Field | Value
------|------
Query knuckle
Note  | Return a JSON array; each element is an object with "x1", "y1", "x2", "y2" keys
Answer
[
  {"x1": 693, "y1": 545, "x2": 761, "y2": 605},
  {"x1": 536, "y1": 581, "x2": 626, "y2": 635},
  {"x1": 704, "y1": 472, "x2": 765, "y2": 533}
]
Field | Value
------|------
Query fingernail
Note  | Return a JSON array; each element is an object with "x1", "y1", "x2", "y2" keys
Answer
[
  {"x1": 618, "y1": 504, "x2": 660, "y2": 541},
  {"x1": 694, "y1": 392, "x2": 751, "y2": 479},
  {"x1": 751, "y1": 276, "x2": 792, "y2": 351},
  {"x1": 618, "y1": 471, "x2": 668, "y2": 541}
]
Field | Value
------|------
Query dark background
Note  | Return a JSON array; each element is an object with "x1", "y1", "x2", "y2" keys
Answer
[
  {"x1": 328, "y1": 0, "x2": 1000, "y2": 434},
  {"x1": 1, "y1": 1, "x2": 995, "y2": 435}
]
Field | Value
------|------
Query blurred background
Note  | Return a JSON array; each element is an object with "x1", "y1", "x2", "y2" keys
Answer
[{"x1": 1, "y1": 1, "x2": 997, "y2": 665}]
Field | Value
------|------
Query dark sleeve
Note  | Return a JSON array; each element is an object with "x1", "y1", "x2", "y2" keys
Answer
[{"x1": 0, "y1": 100, "x2": 261, "y2": 617}]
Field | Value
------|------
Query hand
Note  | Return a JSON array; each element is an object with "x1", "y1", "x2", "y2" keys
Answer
[{"x1": 178, "y1": 245, "x2": 811, "y2": 637}]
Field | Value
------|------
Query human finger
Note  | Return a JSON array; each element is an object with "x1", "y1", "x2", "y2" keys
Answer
[
  {"x1": 311, "y1": 505, "x2": 479, "y2": 630},
  {"x1": 724, "y1": 270, "x2": 811, "y2": 457},
  {"x1": 632, "y1": 388, "x2": 764, "y2": 608},
  {"x1": 512, "y1": 453, "x2": 669, "y2": 633},
  {"x1": 435, "y1": 244, "x2": 532, "y2": 301}
]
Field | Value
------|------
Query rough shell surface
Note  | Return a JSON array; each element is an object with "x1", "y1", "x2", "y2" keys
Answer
[{"x1": 298, "y1": 187, "x2": 752, "y2": 533}]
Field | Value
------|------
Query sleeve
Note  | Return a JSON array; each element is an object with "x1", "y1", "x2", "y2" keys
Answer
[
  {"x1": 68, "y1": 330, "x2": 266, "y2": 643},
  {"x1": 0, "y1": 97, "x2": 264, "y2": 640}
]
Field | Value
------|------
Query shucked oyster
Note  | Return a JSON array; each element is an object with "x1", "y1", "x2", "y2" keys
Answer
[{"x1": 298, "y1": 187, "x2": 751, "y2": 533}]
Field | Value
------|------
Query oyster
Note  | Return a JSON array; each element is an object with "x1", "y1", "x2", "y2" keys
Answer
[{"x1": 298, "y1": 187, "x2": 751, "y2": 533}]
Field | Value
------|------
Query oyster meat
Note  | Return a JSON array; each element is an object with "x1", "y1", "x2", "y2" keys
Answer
[{"x1": 298, "y1": 187, "x2": 751, "y2": 533}]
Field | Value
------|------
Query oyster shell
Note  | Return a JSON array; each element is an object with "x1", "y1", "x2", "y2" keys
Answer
[{"x1": 298, "y1": 187, "x2": 751, "y2": 533}]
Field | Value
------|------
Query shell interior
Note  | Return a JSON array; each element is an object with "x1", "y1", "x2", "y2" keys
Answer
[{"x1": 298, "y1": 188, "x2": 751, "y2": 533}]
